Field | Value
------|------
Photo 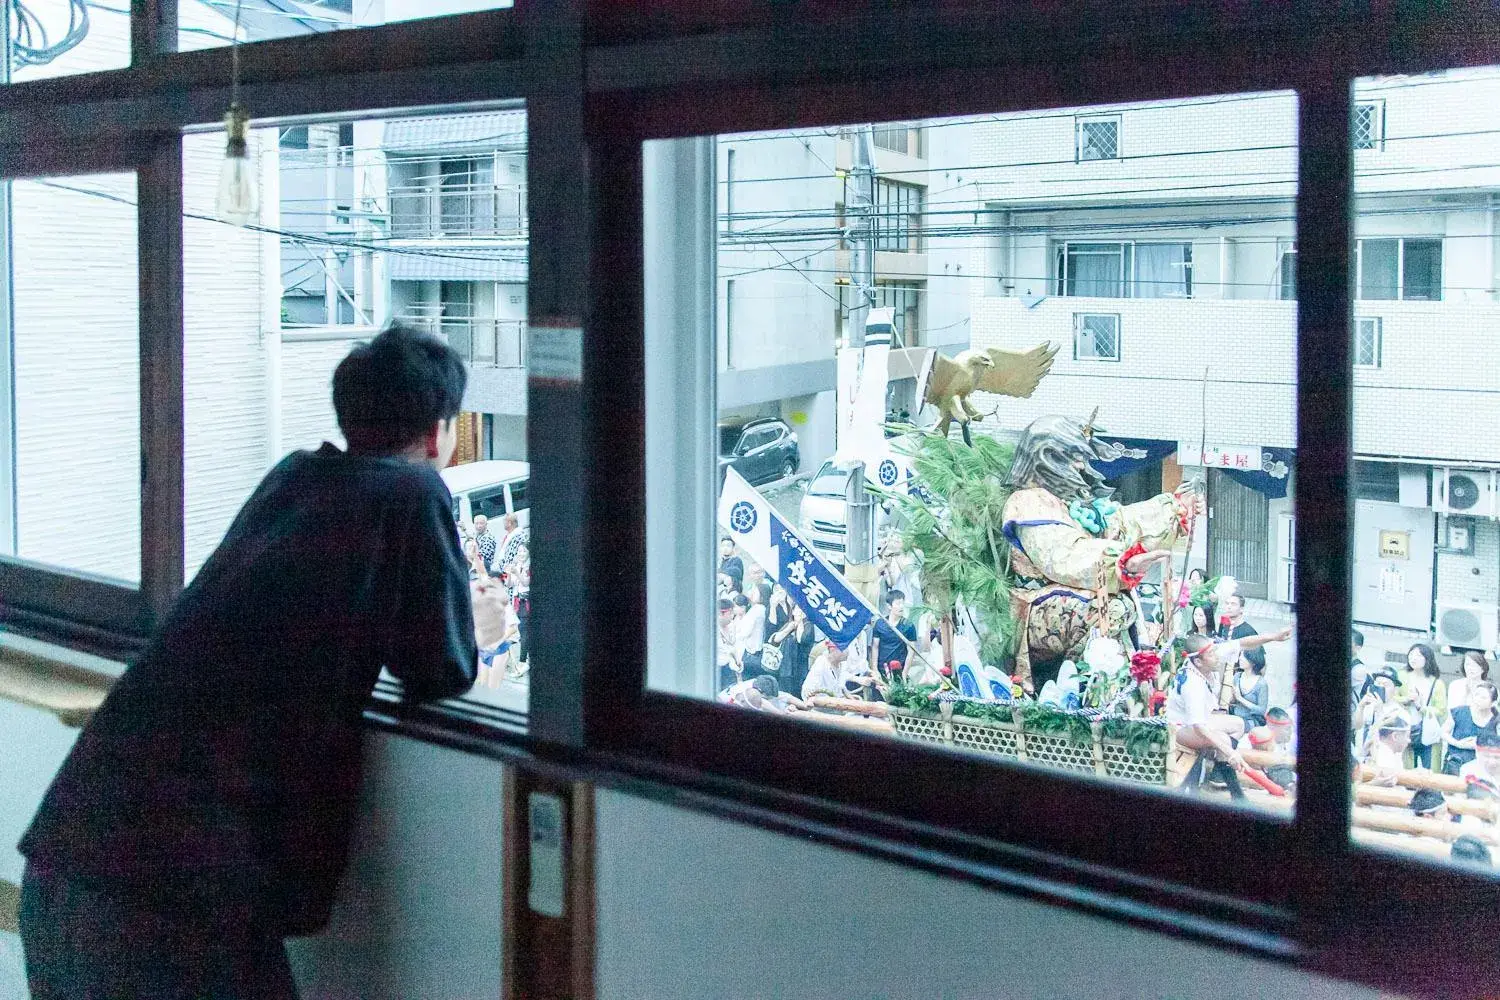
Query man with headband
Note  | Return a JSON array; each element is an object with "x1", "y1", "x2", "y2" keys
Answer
[{"x1": 1169, "y1": 630, "x2": 1291, "y2": 799}]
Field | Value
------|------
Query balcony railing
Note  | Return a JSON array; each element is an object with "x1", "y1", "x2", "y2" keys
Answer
[
  {"x1": 388, "y1": 183, "x2": 528, "y2": 239},
  {"x1": 402, "y1": 316, "x2": 526, "y2": 368}
]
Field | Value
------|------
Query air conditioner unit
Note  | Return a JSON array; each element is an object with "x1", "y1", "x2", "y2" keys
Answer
[
  {"x1": 1435, "y1": 602, "x2": 1499, "y2": 652},
  {"x1": 1433, "y1": 468, "x2": 1498, "y2": 518}
]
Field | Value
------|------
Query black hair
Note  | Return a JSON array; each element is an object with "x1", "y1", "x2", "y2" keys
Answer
[
  {"x1": 1475, "y1": 681, "x2": 1499, "y2": 705},
  {"x1": 1463, "y1": 651, "x2": 1492, "y2": 681},
  {"x1": 717, "y1": 598, "x2": 734, "y2": 613},
  {"x1": 885, "y1": 589, "x2": 906, "y2": 608},
  {"x1": 750, "y1": 675, "x2": 780, "y2": 698},
  {"x1": 1452, "y1": 835, "x2": 1493, "y2": 866},
  {"x1": 332, "y1": 324, "x2": 467, "y2": 454},
  {"x1": 1407, "y1": 642, "x2": 1441, "y2": 680},
  {"x1": 732, "y1": 594, "x2": 751, "y2": 610},
  {"x1": 1352, "y1": 629, "x2": 1365, "y2": 648},
  {"x1": 1466, "y1": 783, "x2": 1497, "y2": 802},
  {"x1": 1410, "y1": 788, "x2": 1446, "y2": 816},
  {"x1": 1266, "y1": 706, "x2": 1291, "y2": 724}
]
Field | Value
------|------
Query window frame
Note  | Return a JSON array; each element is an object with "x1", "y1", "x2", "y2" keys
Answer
[
  {"x1": 1075, "y1": 113, "x2": 1122, "y2": 162},
  {"x1": 4, "y1": 3, "x2": 1500, "y2": 992},
  {"x1": 1072, "y1": 311, "x2": 1122, "y2": 362},
  {"x1": 1352, "y1": 98, "x2": 1386, "y2": 151},
  {"x1": 1354, "y1": 316, "x2": 1383, "y2": 368},
  {"x1": 1356, "y1": 236, "x2": 1444, "y2": 301},
  {"x1": 1056, "y1": 240, "x2": 1193, "y2": 299}
]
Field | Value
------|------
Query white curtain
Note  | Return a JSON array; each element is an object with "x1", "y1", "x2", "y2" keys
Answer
[
  {"x1": 1134, "y1": 243, "x2": 1190, "y2": 298},
  {"x1": 1066, "y1": 245, "x2": 1124, "y2": 297}
]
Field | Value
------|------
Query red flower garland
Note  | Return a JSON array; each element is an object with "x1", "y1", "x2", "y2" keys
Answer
[
  {"x1": 1116, "y1": 540, "x2": 1148, "y2": 590},
  {"x1": 1129, "y1": 650, "x2": 1161, "y2": 684}
]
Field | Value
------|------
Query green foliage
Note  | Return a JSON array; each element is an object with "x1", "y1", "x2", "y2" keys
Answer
[
  {"x1": 1017, "y1": 702, "x2": 1094, "y2": 747},
  {"x1": 871, "y1": 431, "x2": 1018, "y2": 663},
  {"x1": 885, "y1": 683, "x2": 940, "y2": 711},
  {"x1": 1100, "y1": 716, "x2": 1169, "y2": 756},
  {"x1": 888, "y1": 685, "x2": 1166, "y2": 757}
]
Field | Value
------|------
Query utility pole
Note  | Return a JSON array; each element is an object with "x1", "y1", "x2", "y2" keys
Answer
[{"x1": 843, "y1": 126, "x2": 879, "y2": 605}]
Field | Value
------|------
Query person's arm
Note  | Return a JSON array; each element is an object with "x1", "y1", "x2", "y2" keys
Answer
[
  {"x1": 1444, "y1": 715, "x2": 1477, "y2": 751},
  {"x1": 1237, "y1": 626, "x2": 1293, "y2": 652},
  {"x1": 386, "y1": 484, "x2": 480, "y2": 702},
  {"x1": 1430, "y1": 679, "x2": 1448, "y2": 722}
]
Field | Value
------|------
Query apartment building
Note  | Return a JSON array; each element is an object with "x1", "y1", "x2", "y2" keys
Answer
[
  {"x1": 967, "y1": 71, "x2": 1500, "y2": 646},
  {"x1": 717, "y1": 122, "x2": 979, "y2": 473}
]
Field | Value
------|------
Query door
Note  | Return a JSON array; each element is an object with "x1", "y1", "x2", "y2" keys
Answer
[
  {"x1": 1207, "y1": 469, "x2": 1270, "y2": 599},
  {"x1": 1352, "y1": 499, "x2": 1435, "y2": 631},
  {"x1": 739, "y1": 427, "x2": 775, "y2": 482}
]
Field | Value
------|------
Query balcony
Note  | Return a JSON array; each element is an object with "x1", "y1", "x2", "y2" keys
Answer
[
  {"x1": 403, "y1": 316, "x2": 527, "y2": 369},
  {"x1": 388, "y1": 182, "x2": 528, "y2": 240}
]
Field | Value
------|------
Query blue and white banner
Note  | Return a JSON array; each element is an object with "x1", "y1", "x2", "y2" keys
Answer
[{"x1": 719, "y1": 467, "x2": 877, "y2": 649}]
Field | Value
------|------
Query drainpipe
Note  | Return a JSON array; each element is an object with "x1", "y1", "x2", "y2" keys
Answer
[{"x1": 1219, "y1": 236, "x2": 1229, "y2": 299}]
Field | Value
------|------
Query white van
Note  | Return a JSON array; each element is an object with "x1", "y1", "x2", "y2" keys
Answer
[{"x1": 441, "y1": 459, "x2": 530, "y2": 532}]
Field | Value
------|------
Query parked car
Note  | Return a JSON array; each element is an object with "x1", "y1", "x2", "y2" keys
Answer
[
  {"x1": 798, "y1": 457, "x2": 904, "y2": 570},
  {"x1": 718, "y1": 417, "x2": 800, "y2": 486}
]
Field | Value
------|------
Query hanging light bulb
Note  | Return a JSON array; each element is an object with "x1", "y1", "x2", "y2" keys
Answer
[{"x1": 216, "y1": 102, "x2": 258, "y2": 226}]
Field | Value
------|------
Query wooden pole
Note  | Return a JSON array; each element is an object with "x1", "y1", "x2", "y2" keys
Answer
[
  {"x1": 1353, "y1": 805, "x2": 1499, "y2": 845},
  {"x1": 1355, "y1": 764, "x2": 1468, "y2": 793},
  {"x1": 1354, "y1": 783, "x2": 1499, "y2": 822},
  {"x1": 1352, "y1": 828, "x2": 1456, "y2": 863}
]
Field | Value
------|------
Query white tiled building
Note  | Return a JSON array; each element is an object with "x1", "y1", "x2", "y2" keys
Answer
[{"x1": 967, "y1": 70, "x2": 1500, "y2": 647}]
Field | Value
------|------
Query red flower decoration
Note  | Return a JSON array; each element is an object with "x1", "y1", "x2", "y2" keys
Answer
[
  {"x1": 1148, "y1": 690, "x2": 1168, "y2": 714},
  {"x1": 1117, "y1": 540, "x2": 1148, "y2": 590},
  {"x1": 1129, "y1": 650, "x2": 1161, "y2": 684}
]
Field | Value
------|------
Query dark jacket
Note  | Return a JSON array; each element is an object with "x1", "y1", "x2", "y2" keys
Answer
[{"x1": 20, "y1": 444, "x2": 478, "y2": 935}]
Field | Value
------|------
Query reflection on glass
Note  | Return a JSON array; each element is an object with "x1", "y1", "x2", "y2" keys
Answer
[
  {"x1": 1350, "y1": 66, "x2": 1500, "y2": 869},
  {"x1": 182, "y1": 105, "x2": 528, "y2": 717},
  {"x1": 176, "y1": 0, "x2": 514, "y2": 50},
  {"x1": 6, "y1": 174, "x2": 141, "y2": 584},
  {"x1": 652, "y1": 93, "x2": 1302, "y2": 811}
]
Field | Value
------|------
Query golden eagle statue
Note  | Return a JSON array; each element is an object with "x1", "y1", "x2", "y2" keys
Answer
[{"x1": 924, "y1": 342, "x2": 1059, "y2": 443}]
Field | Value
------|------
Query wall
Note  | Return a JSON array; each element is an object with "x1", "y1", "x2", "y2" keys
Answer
[{"x1": 595, "y1": 790, "x2": 1385, "y2": 1000}]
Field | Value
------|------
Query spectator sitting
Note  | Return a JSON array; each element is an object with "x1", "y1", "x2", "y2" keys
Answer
[
  {"x1": 732, "y1": 592, "x2": 767, "y2": 678},
  {"x1": 1410, "y1": 787, "x2": 1449, "y2": 823},
  {"x1": 1452, "y1": 834, "x2": 1493, "y2": 868},
  {"x1": 802, "y1": 640, "x2": 875, "y2": 701},
  {"x1": 717, "y1": 597, "x2": 740, "y2": 690},
  {"x1": 1228, "y1": 655, "x2": 1270, "y2": 730},
  {"x1": 1266, "y1": 705, "x2": 1294, "y2": 752}
]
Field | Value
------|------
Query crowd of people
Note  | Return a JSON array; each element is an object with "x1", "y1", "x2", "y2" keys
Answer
[
  {"x1": 715, "y1": 532, "x2": 946, "y2": 707},
  {"x1": 458, "y1": 513, "x2": 531, "y2": 686}
]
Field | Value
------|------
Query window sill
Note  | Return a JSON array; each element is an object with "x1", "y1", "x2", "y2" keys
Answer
[{"x1": 0, "y1": 633, "x2": 122, "y2": 728}]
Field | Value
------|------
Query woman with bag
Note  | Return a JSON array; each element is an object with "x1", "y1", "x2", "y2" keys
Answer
[
  {"x1": 1399, "y1": 643, "x2": 1447, "y2": 770},
  {"x1": 766, "y1": 592, "x2": 814, "y2": 700}
]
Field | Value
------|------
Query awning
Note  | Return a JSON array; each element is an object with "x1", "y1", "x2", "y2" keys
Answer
[
  {"x1": 387, "y1": 250, "x2": 528, "y2": 282},
  {"x1": 383, "y1": 111, "x2": 527, "y2": 155}
]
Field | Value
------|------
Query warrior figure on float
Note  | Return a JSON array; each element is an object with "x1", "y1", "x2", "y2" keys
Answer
[{"x1": 1001, "y1": 412, "x2": 1202, "y2": 693}]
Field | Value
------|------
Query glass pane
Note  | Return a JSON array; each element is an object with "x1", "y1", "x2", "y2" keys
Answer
[
  {"x1": 4, "y1": 173, "x2": 140, "y2": 584},
  {"x1": 1402, "y1": 239, "x2": 1442, "y2": 301},
  {"x1": 7, "y1": 0, "x2": 129, "y2": 83},
  {"x1": 1350, "y1": 67, "x2": 1500, "y2": 870},
  {"x1": 178, "y1": 0, "x2": 514, "y2": 48},
  {"x1": 183, "y1": 103, "x2": 528, "y2": 720},
  {"x1": 647, "y1": 92, "x2": 1299, "y2": 814},
  {"x1": 1359, "y1": 239, "x2": 1399, "y2": 300}
]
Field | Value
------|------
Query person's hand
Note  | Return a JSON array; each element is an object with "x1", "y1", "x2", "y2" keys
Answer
[
  {"x1": 1225, "y1": 750, "x2": 1246, "y2": 772},
  {"x1": 1124, "y1": 549, "x2": 1172, "y2": 576},
  {"x1": 1272, "y1": 626, "x2": 1293, "y2": 642}
]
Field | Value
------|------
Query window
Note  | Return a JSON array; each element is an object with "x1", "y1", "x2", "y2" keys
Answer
[
  {"x1": 1354, "y1": 317, "x2": 1382, "y2": 367},
  {"x1": 182, "y1": 104, "x2": 530, "y2": 717},
  {"x1": 1358, "y1": 238, "x2": 1443, "y2": 301},
  {"x1": 873, "y1": 124, "x2": 923, "y2": 157},
  {"x1": 724, "y1": 148, "x2": 736, "y2": 234},
  {"x1": 873, "y1": 281, "x2": 922, "y2": 346},
  {"x1": 1352, "y1": 100, "x2": 1385, "y2": 150},
  {"x1": 507, "y1": 480, "x2": 528, "y2": 513},
  {"x1": 1056, "y1": 242, "x2": 1191, "y2": 298},
  {"x1": 645, "y1": 94, "x2": 1298, "y2": 832},
  {"x1": 5, "y1": 173, "x2": 141, "y2": 584},
  {"x1": 1279, "y1": 249, "x2": 1297, "y2": 301},
  {"x1": 1076, "y1": 115, "x2": 1121, "y2": 161},
  {"x1": 873, "y1": 179, "x2": 923, "y2": 252},
  {"x1": 177, "y1": 0, "x2": 516, "y2": 48},
  {"x1": 1073, "y1": 312, "x2": 1121, "y2": 361}
]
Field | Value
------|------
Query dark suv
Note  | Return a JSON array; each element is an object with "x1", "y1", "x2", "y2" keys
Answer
[{"x1": 719, "y1": 418, "x2": 800, "y2": 486}]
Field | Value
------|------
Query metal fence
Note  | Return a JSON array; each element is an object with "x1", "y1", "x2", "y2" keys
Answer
[
  {"x1": 402, "y1": 316, "x2": 527, "y2": 368},
  {"x1": 388, "y1": 182, "x2": 528, "y2": 239}
]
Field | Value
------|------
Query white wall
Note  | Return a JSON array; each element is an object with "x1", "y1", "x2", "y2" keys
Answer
[{"x1": 595, "y1": 790, "x2": 1384, "y2": 1000}]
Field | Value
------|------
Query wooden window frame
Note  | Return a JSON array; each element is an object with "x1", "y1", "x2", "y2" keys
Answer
[{"x1": 3, "y1": 3, "x2": 1500, "y2": 994}]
